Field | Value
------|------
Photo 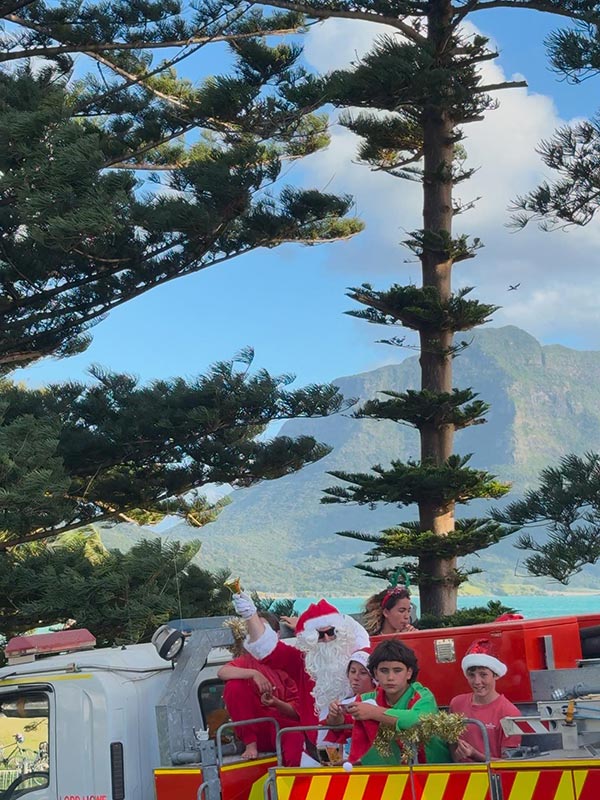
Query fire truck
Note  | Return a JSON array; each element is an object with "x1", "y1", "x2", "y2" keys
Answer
[{"x1": 1, "y1": 612, "x2": 600, "y2": 800}]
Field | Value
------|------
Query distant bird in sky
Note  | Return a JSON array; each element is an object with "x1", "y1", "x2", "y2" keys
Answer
[{"x1": 508, "y1": 283, "x2": 521, "y2": 291}]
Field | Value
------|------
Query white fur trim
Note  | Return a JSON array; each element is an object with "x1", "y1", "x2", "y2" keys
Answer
[
  {"x1": 462, "y1": 653, "x2": 507, "y2": 678},
  {"x1": 244, "y1": 623, "x2": 278, "y2": 660},
  {"x1": 301, "y1": 612, "x2": 343, "y2": 633},
  {"x1": 298, "y1": 628, "x2": 318, "y2": 648},
  {"x1": 348, "y1": 616, "x2": 370, "y2": 650},
  {"x1": 348, "y1": 650, "x2": 370, "y2": 671}
]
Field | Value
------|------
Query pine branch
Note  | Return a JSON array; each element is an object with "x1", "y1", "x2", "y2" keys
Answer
[
  {"x1": 2, "y1": 14, "x2": 302, "y2": 62},
  {"x1": 86, "y1": 54, "x2": 189, "y2": 110},
  {"x1": 474, "y1": 80, "x2": 528, "y2": 92},
  {"x1": 472, "y1": 0, "x2": 600, "y2": 22},
  {"x1": 245, "y1": 0, "x2": 429, "y2": 46}
]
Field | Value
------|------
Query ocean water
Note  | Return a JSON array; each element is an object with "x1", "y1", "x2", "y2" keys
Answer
[{"x1": 293, "y1": 594, "x2": 599, "y2": 619}]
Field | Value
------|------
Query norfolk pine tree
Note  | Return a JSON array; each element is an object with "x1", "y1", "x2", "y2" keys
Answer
[
  {"x1": 246, "y1": 0, "x2": 600, "y2": 616},
  {"x1": 0, "y1": 531, "x2": 234, "y2": 646},
  {"x1": 491, "y1": 453, "x2": 600, "y2": 585},
  {"x1": 0, "y1": 349, "x2": 351, "y2": 549},
  {"x1": 0, "y1": 1, "x2": 362, "y2": 369}
]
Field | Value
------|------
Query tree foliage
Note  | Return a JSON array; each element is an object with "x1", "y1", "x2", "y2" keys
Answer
[
  {"x1": 0, "y1": 1, "x2": 362, "y2": 370},
  {"x1": 513, "y1": 6, "x2": 600, "y2": 227},
  {"x1": 247, "y1": 0, "x2": 600, "y2": 615},
  {"x1": 418, "y1": 600, "x2": 518, "y2": 631},
  {"x1": 0, "y1": 348, "x2": 350, "y2": 548},
  {"x1": 0, "y1": 530, "x2": 233, "y2": 648},
  {"x1": 492, "y1": 452, "x2": 600, "y2": 584}
]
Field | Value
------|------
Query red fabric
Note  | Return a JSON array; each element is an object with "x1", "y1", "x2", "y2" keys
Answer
[
  {"x1": 449, "y1": 693, "x2": 522, "y2": 760},
  {"x1": 296, "y1": 599, "x2": 340, "y2": 634},
  {"x1": 261, "y1": 640, "x2": 319, "y2": 740},
  {"x1": 464, "y1": 639, "x2": 499, "y2": 659},
  {"x1": 222, "y1": 653, "x2": 302, "y2": 765}
]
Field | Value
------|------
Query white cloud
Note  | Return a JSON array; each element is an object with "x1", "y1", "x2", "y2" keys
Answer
[{"x1": 299, "y1": 18, "x2": 600, "y2": 348}]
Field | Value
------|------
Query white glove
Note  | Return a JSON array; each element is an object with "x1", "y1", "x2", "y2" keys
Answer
[{"x1": 232, "y1": 590, "x2": 257, "y2": 620}]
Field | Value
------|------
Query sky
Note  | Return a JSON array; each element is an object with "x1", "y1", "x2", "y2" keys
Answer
[{"x1": 17, "y1": 6, "x2": 600, "y2": 393}]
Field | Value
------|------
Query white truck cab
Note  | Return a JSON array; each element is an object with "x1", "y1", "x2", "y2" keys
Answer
[{"x1": 0, "y1": 622, "x2": 235, "y2": 800}]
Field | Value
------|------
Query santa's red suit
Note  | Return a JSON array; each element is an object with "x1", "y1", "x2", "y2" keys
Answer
[{"x1": 244, "y1": 599, "x2": 369, "y2": 764}]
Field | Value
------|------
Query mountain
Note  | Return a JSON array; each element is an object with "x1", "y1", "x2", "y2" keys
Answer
[{"x1": 108, "y1": 326, "x2": 600, "y2": 596}]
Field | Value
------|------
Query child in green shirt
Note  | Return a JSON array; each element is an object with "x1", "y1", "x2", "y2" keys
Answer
[{"x1": 345, "y1": 639, "x2": 450, "y2": 766}]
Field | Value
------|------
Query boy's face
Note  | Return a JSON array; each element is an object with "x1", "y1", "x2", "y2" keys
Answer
[
  {"x1": 373, "y1": 660, "x2": 413, "y2": 703},
  {"x1": 347, "y1": 661, "x2": 373, "y2": 695},
  {"x1": 465, "y1": 666, "x2": 497, "y2": 703}
]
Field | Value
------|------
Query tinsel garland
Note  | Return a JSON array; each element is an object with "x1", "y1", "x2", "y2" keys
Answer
[
  {"x1": 375, "y1": 712, "x2": 467, "y2": 763},
  {"x1": 373, "y1": 724, "x2": 397, "y2": 758},
  {"x1": 223, "y1": 617, "x2": 247, "y2": 657}
]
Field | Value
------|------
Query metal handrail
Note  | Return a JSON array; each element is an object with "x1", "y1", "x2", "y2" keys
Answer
[
  {"x1": 463, "y1": 717, "x2": 492, "y2": 762},
  {"x1": 274, "y1": 723, "x2": 352, "y2": 766},
  {"x1": 196, "y1": 780, "x2": 208, "y2": 800},
  {"x1": 263, "y1": 768, "x2": 277, "y2": 800},
  {"x1": 216, "y1": 717, "x2": 280, "y2": 764}
]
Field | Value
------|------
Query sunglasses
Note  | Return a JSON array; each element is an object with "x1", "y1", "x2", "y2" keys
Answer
[{"x1": 317, "y1": 627, "x2": 336, "y2": 640}]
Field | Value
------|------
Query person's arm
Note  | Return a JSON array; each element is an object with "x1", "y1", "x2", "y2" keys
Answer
[
  {"x1": 217, "y1": 664, "x2": 274, "y2": 694},
  {"x1": 231, "y1": 592, "x2": 266, "y2": 642},
  {"x1": 349, "y1": 686, "x2": 438, "y2": 730},
  {"x1": 347, "y1": 702, "x2": 400, "y2": 727},
  {"x1": 261, "y1": 692, "x2": 299, "y2": 719},
  {"x1": 447, "y1": 697, "x2": 478, "y2": 762}
]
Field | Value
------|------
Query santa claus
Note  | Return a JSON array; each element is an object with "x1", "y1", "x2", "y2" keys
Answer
[{"x1": 233, "y1": 593, "x2": 370, "y2": 765}]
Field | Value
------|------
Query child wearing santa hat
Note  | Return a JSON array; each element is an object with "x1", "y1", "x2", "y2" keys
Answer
[
  {"x1": 322, "y1": 649, "x2": 375, "y2": 761},
  {"x1": 449, "y1": 638, "x2": 521, "y2": 762}
]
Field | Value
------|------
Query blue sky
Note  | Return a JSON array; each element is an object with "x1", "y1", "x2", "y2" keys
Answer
[{"x1": 17, "y1": 7, "x2": 600, "y2": 392}]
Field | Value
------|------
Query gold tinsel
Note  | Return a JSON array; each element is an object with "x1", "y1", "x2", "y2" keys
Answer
[
  {"x1": 398, "y1": 712, "x2": 467, "y2": 763},
  {"x1": 223, "y1": 617, "x2": 247, "y2": 657},
  {"x1": 373, "y1": 724, "x2": 397, "y2": 758},
  {"x1": 373, "y1": 712, "x2": 467, "y2": 764}
]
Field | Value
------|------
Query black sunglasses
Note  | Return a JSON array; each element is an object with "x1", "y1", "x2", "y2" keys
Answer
[{"x1": 317, "y1": 627, "x2": 336, "y2": 640}]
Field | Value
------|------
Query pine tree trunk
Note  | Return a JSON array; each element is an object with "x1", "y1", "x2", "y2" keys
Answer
[{"x1": 418, "y1": 0, "x2": 457, "y2": 618}]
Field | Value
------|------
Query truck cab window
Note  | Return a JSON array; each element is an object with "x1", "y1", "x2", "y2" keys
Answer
[
  {"x1": 0, "y1": 693, "x2": 49, "y2": 799},
  {"x1": 198, "y1": 680, "x2": 231, "y2": 740}
]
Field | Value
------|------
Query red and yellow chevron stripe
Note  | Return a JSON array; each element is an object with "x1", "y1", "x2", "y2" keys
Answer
[
  {"x1": 274, "y1": 762, "x2": 600, "y2": 800},
  {"x1": 493, "y1": 761, "x2": 600, "y2": 800},
  {"x1": 274, "y1": 765, "x2": 490, "y2": 800}
]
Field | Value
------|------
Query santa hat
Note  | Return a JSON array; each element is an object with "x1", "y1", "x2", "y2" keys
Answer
[
  {"x1": 347, "y1": 648, "x2": 371, "y2": 672},
  {"x1": 296, "y1": 599, "x2": 343, "y2": 636},
  {"x1": 494, "y1": 612, "x2": 524, "y2": 622},
  {"x1": 461, "y1": 638, "x2": 507, "y2": 678}
]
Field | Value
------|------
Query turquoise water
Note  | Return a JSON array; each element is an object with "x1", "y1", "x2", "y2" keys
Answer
[{"x1": 294, "y1": 594, "x2": 599, "y2": 619}]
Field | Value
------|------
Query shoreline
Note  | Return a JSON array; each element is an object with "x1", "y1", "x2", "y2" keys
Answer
[{"x1": 261, "y1": 589, "x2": 599, "y2": 599}]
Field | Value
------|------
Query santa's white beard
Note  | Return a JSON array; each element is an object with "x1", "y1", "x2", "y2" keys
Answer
[{"x1": 296, "y1": 624, "x2": 356, "y2": 715}]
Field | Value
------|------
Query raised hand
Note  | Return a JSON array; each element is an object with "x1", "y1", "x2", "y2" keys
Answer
[{"x1": 232, "y1": 591, "x2": 257, "y2": 620}]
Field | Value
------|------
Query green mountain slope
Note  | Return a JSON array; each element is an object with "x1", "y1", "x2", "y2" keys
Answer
[{"x1": 111, "y1": 326, "x2": 600, "y2": 596}]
